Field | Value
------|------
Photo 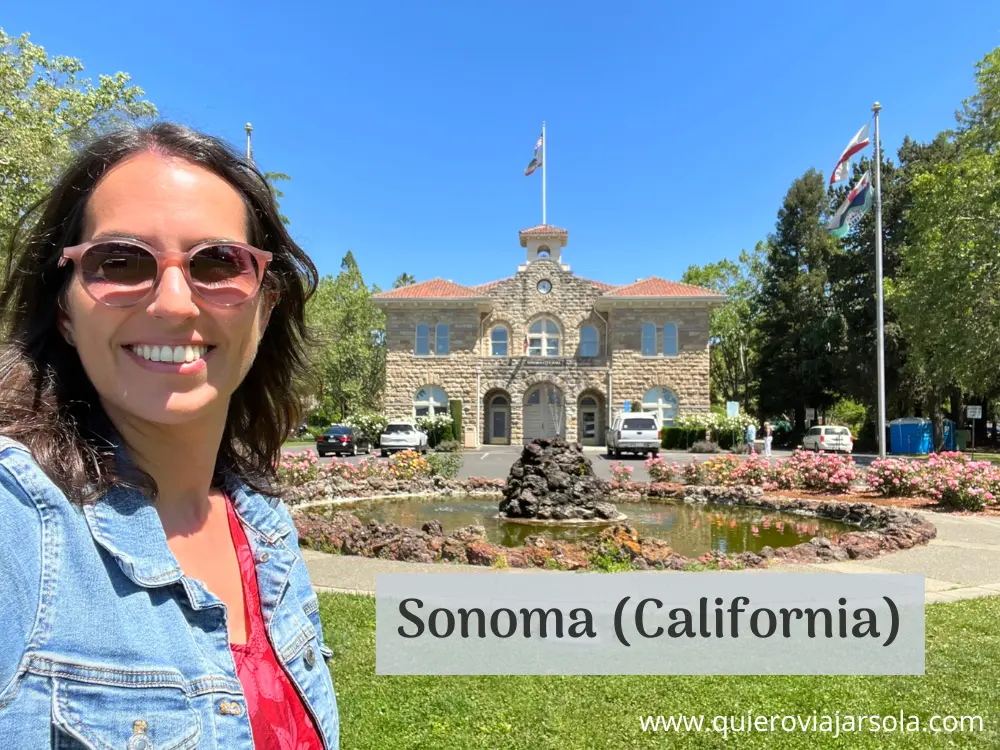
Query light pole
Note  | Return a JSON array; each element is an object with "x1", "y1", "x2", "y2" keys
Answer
[{"x1": 245, "y1": 122, "x2": 253, "y2": 163}]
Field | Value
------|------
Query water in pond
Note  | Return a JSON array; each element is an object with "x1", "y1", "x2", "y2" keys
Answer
[{"x1": 329, "y1": 496, "x2": 852, "y2": 557}]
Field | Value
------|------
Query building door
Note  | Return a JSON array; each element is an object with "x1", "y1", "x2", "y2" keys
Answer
[
  {"x1": 488, "y1": 394, "x2": 510, "y2": 445},
  {"x1": 578, "y1": 396, "x2": 600, "y2": 446},
  {"x1": 523, "y1": 384, "x2": 563, "y2": 443}
]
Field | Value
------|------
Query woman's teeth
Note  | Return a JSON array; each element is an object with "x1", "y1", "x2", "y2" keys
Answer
[{"x1": 128, "y1": 344, "x2": 211, "y2": 363}]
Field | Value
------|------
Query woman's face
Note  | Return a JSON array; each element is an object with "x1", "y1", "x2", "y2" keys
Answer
[{"x1": 60, "y1": 151, "x2": 271, "y2": 426}]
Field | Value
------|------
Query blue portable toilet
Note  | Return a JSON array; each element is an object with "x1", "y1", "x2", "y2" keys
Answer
[
  {"x1": 890, "y1": 418, "x2": 932, "y2": 455},
  {"x1": 942, "y1": 419, "x2": 956, "y2": 451}
]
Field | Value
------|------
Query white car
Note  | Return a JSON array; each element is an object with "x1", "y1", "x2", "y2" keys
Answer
[
  {"x1": 802, "y1": 425, "x2": 853, "y2": 454},
  {"x1": 379, "y1": 421, "x2": 429, "y2": 457}
]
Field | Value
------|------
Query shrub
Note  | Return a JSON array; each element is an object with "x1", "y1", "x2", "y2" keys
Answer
[
  {"x1": 449, "y1": 399, "x2": 463, "y2": 442},
  {"x1": 386, "y1": 450, "x2": 432, "y2": 481},
  {"x1": 731, "y1": 454, "x2": 773, "y2": 487},
  {"x1": 344, "y1": 412, "x2": 388, "y2": 445},
  {"x1": 434, "y1": 440, "x2": 462, "y2": 453},
  {"x1": 609, "y1": 461, "x2": 634, "y2": 484},
  {"x1": 415, "y1": 413, "x2": 454, "y2": 447},
  {"x1": 426, "y1": 452, "x2": 462, "y2": 479},
  {"x1": 644, "y1": 456, "x2": 673, "y2": 482},
  {"x1": 680, "y1": 455, "x2": 741, "y2": 486},
  {"x1": 784, "y1": 450, "x2": 858, "y2": 493},
  {"x1": 689, "y1": 440, "x2": 720, "y2": 453},
  {"x1": 661, "y1": 427, "x2": 704, "y2": 449},
  {"x1": 276, "y1": 451, "x2": 321, "y2": 486},
  {"x1": 866, "y1": 458, "x2": 923, "y2": 497},
  {"x1": 828, "y1": 398, "x2": 867, "y2": 437}
]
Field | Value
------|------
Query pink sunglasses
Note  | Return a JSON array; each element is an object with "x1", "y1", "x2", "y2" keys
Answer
[{"x1": 59, "y1": 237, "x2": 273, "y2": 308}]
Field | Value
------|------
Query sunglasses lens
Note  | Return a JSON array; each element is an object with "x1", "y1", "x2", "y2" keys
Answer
[
  {"x1": 80, "y1": 242, "x2": 157, "y2": 305},
  {"x1": 190, "y1": 244, "x2": 262, "y2": 304}
]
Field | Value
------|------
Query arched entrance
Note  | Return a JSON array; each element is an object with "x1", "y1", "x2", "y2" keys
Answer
[
  {"x1": 522, "y1": 383, "x2": 565, "y2": 443},
  {"x1": 577, "y1": 392, "x2": 605, "y2": 446},
  {"x1": 485, "y1": 391, "x2": 511, "y2": 445}
]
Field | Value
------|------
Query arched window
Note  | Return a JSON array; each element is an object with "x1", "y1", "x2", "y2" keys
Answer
[
  {"x1": 663, "y1": 322, "x2": 678, "y2": 357},
  {"x1": 537, "y1": 247, "x2": 550, "y2": 258},
  {"x1": 580, "y1": 325, "x2": 599, "y2": 358},
  {"x1": 580, "y1": 396, "x2": 597, "y2": 407},
  {"x1": 435, "y1": 323, "x2": 450, "y2": 355},
  {"x1": 491, "y1": 326, "x2": 509, "y2": 356},
  {"x1": 415, "y1": 323, "x2": 430, "y2": 356},
  {"x1": 414, "y1": 386, "x2": 449, "y2": 417},
  {"x1": 528, "y1": 317, "x2": 560, "y2": 357},
  {"x1": 641, "y1": 322, "x2": 656, "y2": 356},
  {"x1": 642, "y1": 387, "x2": 679, "y2": 426}
]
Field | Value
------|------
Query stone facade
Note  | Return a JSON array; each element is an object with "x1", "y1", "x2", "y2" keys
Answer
[{"x1": 375, "y1": 226, "x2": 724, "y2": 446}]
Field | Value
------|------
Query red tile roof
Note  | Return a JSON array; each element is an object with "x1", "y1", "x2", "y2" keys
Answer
[
  {"x1": 373, "y1": 278, "x2": 486, "y2": 300},
  {"x1": 470, "y1": 277, "x2": 511, "y2": 292},
  {"x1": 518, "y1": 224, "x2": 569, "y2": 237},
  {"x1": 602, "y1": 277, "x2": 723, "y2": 298}
]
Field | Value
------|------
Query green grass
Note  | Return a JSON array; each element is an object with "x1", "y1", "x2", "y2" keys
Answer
[
  {"x1": 282, "y1": 438, "x2": 316, "y2": 447},
  {"x1": 319, "y1": 593, "x2": 1000, "y2": 749}
]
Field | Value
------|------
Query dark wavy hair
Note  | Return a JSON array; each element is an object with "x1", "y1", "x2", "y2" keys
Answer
[{"x1": 0, "y1": 122, "x2": 318, "y2": 503}]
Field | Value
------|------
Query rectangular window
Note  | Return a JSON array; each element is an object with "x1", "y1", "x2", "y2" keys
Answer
[
  {"x1": 435, "y1": 323, "x2": 450, "y2": 355},
  {"x1": 492, "y1": 340, "x2": 508, "y2": 356},
  {"x1": 545, "y1": 339, "x2": 559, "y2": 357},
  {"x1": 641, "y1": 323, "x2": 656, "y2": 356},
  {"x1": 528, "y1": 337, "x2": 542, "y2": 356},
  {"x1": 415, "y1": 324, "x2": 430, "y2": 356},
  {"x1": 663, "y1": 323, "x2": 678, "y2": 357}
]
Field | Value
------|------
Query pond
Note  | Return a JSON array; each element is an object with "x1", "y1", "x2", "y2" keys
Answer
[{"x1": 329, "y1": 496, "x2": 852, "y2": 557}]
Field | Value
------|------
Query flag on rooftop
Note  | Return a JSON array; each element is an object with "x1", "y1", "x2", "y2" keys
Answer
[{"x1": 524, "y1": 132, "x2": 543, "y2": 176}]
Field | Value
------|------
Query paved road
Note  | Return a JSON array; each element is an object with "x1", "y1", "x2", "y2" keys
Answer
[{"x1": 282, "y1": 443, "x2": 881, "y2": 482}]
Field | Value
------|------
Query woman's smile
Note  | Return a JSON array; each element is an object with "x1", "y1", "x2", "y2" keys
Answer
[{"x1": 122, "y1": 342, "x2": 217, "y2": 374}]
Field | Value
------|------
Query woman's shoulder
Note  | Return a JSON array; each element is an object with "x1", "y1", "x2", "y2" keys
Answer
[{"x1": 0, "y1": 436, "x2": 76, "y2": 522}]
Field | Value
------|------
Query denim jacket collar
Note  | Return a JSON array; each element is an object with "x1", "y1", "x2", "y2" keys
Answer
[{"x1": 82, "y1": 435, "x2": 291, "y2": 590}]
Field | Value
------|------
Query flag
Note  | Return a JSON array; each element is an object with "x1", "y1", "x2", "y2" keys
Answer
[
  {"x1": 830, "y1": 122, "x2": 871, "y2": 184},
  {"x1": 827, "y1": 170, "x2": 872, "y2": 238},
  {"x1": 524, "y1": 132, "x2": 543, "y2": 175}
]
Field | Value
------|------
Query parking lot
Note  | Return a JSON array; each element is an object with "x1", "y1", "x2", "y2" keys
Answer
[{"x1": 280, "y1": 443, "x2": 876, "y2": 482}]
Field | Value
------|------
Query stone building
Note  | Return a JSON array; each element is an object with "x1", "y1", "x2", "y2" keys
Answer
[{"x1": 373, "y1": 225, "x2": 725, "y2": 447}]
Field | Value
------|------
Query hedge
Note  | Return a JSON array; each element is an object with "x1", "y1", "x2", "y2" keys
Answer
[{"x1": 449, "y1": 399, "x2": 463, "y2": 443}]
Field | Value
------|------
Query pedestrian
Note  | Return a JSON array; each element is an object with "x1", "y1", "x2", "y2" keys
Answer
[
  {"x1": 745, "y1": 421, "x2": 757, "y2": 454},
  {"x1": 763, "y1": 421, "x2": 774, "y2": 458},
  {"x1": 0, "y1": 124, "x2": 338, "y2": 747}
]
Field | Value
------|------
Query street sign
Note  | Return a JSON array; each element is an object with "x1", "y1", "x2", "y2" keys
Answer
[
  {"x1": 967, "y1": 405, "x2": 983, "y2": 420},
  {"x1": 623, "y1": 400, "x2": 631, "y2": 413},
  {"x1": 805, "y1": 408, "x2": 816, "y2": 422},
  {"x1": 726, "y1": 401, "x2": 739, "y2": 418}
]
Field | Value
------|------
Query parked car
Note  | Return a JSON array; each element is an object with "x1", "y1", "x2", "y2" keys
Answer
[
  {"x1": 379, "y1": 421, "x2": 429, "y2": 457},
  {"x1": 802, "y1": 425, "x2": 854, "y2": 454},
  {"x1": 605, "y1": 412, "x2": 661, "y2": 457},
  {"x1": 316, "y1": 425, "x2": 371, "y2": 457}
]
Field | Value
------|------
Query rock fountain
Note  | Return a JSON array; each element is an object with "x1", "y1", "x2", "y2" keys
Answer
[{"x1": 498, "y1": 438, "x2": 624, "y2": 523}]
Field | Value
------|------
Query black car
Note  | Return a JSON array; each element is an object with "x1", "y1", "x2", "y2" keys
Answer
[{"x1": 316, "y1": 425, "x2": 371, "y2": 457}]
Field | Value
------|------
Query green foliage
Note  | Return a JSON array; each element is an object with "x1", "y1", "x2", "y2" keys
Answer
[
  {"x1": 304, "y1": 252, "x2": 386, "y2": 420},
  {"x1": 828, "y1": 398, "x2": 867, "y2": 437},
  {"x1": 425, "y1": 452, "x2": 461, "y2": 479},
  {"x1": 263, "y1": 171, "x2": 291, "y2": 225},
  {"x1": 415, "y1": 414, "x2": 453, "y2": 447},
  {"x1": 434, "y1": 440, "x2": 462, "y2": 453},
  {"x1": 0, "y1": 29, "x2": 156, "y2": 256},
  {"x1": 660, "y1": 427, "x2": 704, "y2": 450},
  {"x1": 449, "y1": 399, "x2": 463, "y2": 441},
  {"x1": 682, "y1": 244, "x2": 766, "y2": 407},
  {"x1": 343, "y1": 412, "x2": 388, "y2": 445},
  {"x1": 587, "y1": 542, "x2": 635, "y2": 573},
  {"x1": 392, "y1": 273, "x2": 416, "y2": 288}
]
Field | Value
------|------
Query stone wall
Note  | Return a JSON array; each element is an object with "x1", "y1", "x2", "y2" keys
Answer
[{"x1": 381, "y1": 261, "x2": 713, "y2": 444}]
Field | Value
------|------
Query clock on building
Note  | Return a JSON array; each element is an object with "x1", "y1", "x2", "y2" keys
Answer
[{"x1": 537, "y1": 279, "x2": 552, "y2": 294}]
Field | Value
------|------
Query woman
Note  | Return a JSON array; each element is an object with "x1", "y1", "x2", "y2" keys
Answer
[
  {"x1": 0, "y1": 123, "x2": 339, "y2": 747},
  {"x1": 763, "y1": 422, "x2": 774, "y2": 458}
]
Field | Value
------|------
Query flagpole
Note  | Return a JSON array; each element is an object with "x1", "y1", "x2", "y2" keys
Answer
[
  {"x1": 541, "y1": 121, "x2": 547, "y2": 225},
  {"x1": 873, "y1": 101, "x2": 887, "y2": 459},
  {"x1": 245, "y1": 122, "x2": 253, "y2": 163}
]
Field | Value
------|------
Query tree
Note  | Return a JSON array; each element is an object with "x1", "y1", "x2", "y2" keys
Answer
[
  {"x1": 263, "y1": 171, "x2": 291, "y2": 225},
  {"x1": 754, "y1": 169, "x2": 841, "y2": 430},
  {"x1": 0, "y1": 30, "x2": 156, "y2": 255},
  {"x1": 304, "y1": 251, "x2": 386, "y2": 421},
  {"x1": 393, "y1": 273, "x2": 416, "y2": 289},
  {"x1": 681, "y1": 243, "x2": 765, "y2": 408}
]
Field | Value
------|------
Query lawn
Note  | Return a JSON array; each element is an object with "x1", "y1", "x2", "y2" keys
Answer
[{"x1": 319, "y1": 593, "x2": 999, "y2": 749}]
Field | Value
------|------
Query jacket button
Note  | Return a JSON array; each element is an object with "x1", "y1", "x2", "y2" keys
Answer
[
  {"x1": 258, "y1": 552, "x2": 270, "y2": 564},
  {"x1": 304, "y1": 645, "x2": 316, "y2": 668},
  {"x1": 219, "y1": 700, "x2": 244, "y2": 716}
]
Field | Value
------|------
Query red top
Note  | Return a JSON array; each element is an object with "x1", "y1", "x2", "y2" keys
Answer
[{"x1": 225, "y1": 496, "x2": 325, "y2": 750}]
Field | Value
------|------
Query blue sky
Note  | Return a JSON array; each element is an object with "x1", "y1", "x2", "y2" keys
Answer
[{"x1": 7, "y1": 2, "x2": 999, "y2": 290}]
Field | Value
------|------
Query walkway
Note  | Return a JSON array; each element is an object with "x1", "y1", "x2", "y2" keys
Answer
[{"x1": 304, "y1": 509, "x2": 1000, "y2": 604}]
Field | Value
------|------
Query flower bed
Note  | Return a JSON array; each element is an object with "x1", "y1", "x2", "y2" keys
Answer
[
  {"x1": 278, "y1": 449, "x2": 461, "y2": 488},
  {"x1": 866, "y1": 452, "x2": 999, "y2": 511},
  {"x1": 644, "y1": 450, "x2": 858, "y2": 494}
]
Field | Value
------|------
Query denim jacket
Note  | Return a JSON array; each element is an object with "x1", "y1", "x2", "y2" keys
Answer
[{"x1": 0, "y1": 436, "x2": 339, "y2": 748}]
